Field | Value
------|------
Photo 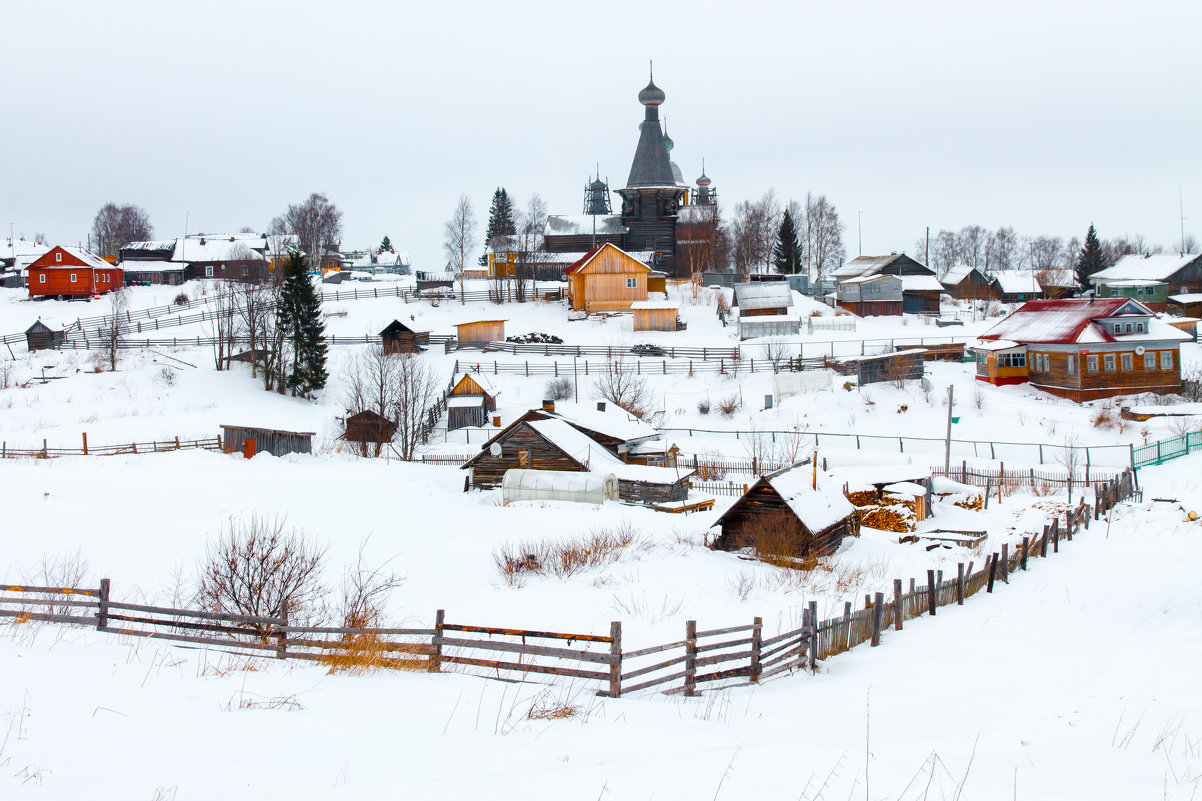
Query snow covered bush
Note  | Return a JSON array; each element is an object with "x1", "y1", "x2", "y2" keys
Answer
[
  {"x1": 718, "y1": 393, "x2": 742, "y2": 416},
  {"x1": 697, "y1": 398, "x2": 711, "y2": 415},
  {"x1": 544, "y1": 376, "x2": 573, "y2": 402}
]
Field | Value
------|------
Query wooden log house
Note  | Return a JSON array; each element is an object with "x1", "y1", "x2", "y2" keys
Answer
[
  {"x1": 379, "y1": 320, "x2": 427, "y2": 355},
  {"x1": 711, "y1": 463, "x2": 858, "y2": 557},
  {"x1": 27, "y1": 246, "x2": 123, "y2": 299},
  {"x1": 342, "y1": 410, "x2": 398, "y2": 451},
  {"x1": 564, "y1": 243, "x2": 653, "y2": 313}
]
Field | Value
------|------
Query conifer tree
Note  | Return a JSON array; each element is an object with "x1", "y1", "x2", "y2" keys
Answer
[
  {"x1": 479, "y1": 187, "x2": 517, "y2": 265},
  {"x1": 1075, "y1": 223, "x2": 1107, "y2": 287},
  {"x1": 379, "y1": 235, "x2": 392, "y2": 252},
  {"x1": 278, "y1": 253, "x2": 328, "y2": 398},
  {"x1": 771, "y1": 209, "x2": 803, "y2": 274}
]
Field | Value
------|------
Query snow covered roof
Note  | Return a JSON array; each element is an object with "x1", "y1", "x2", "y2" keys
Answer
[
  {"x1": 972, "y1": 339, "x2": 1022, "y2": 352},
  {"x1": 121, "y1": 239, "x2": 178, "y2": 253},
  {"x1": 1103, "y1": 279, "x2": 1163, "y2": 288},
  {"x1": 940, "y1": 265, "x2": 977, "y2": 284},
  {"x1": 121, "y1": 259, "x2": 185, "y2": 273},
  {"x1": 544, "y1": 215, "x2": 627, "y2": 237},
  {"x1": 979, "y1": 298, "x2": 1168, "y2": 345},
  {"x1": 763, "y1": 465, "x2": 855, "y2": 533},
  {"x1": 630, "y1": 300, "x2": 680, "y2": 310},
  {"x1": 831, "y1": 254, "x2": 902, "y2": 279},
  {"x1": 524, "y1": 419, "x2": 689, "y2": 483},
  {"x1": 841, "y1": 274, "x2": 900, "y2": 286},
  {"x1": 733, "y1": 282, "x2": 793, "y2": 310},
  {"x1": 549, "y1": 401, "x2": 658, "y2": 443},
  {"x1": 1092, "y1": 253, "x2": 1202, "y2": 282},
  {"x1": 173, "y1": 237, "x2": 267, "y2": 263},
  {"x1": 991, "y1": 270, "x2": 1042, "y2": 295},
  {"x1": 563, "y1": 243, "x2": 652, "y2": 275},
  {"x1": 899, "y1": 275, "x2": 944, "y2": 292},
  {"x1": 36, "y1": 246, "x2": 111, "y2": 270},
  {"x1": 1169, "y1": 293, "x2": 1202, "y2": 303},
  {"x1": 447, "y1": 395, "x2": 487, "y2": 408},
  {"x1": 3, "y1": 239, "x2": 51, "y2": 260}
]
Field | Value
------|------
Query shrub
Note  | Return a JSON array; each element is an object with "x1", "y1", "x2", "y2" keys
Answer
[
  {"x1": 173, "y1": 292, "x2": 189, "y2": 306},
  {"x1": 1091, "y1": 405, "x2": 1116, "y2": 429},
  {"x1": 718, "y1": 393, "x2": 742, "y2": 416},
  {"x1": 697, "y1": 398, "x2": 711, "y2": 415},
  {"x1": 156, "y1": 367, "x2": 177, "y2": 387},
  {"x1": 544, "y1": 376, "x2": 574, "y2": 402},
  {"x1": 493, "y1": 524, "x2": 639, "y2": 586}
]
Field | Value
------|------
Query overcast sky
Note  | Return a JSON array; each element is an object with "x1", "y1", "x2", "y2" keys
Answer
[{"x1": 4, "y1": 0, "x2": 1199, "y2": 266}]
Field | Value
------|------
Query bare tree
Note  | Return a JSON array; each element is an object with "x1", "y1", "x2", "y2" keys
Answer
[
  {"x1": 760, "y1": 337, "x2": 790, "y2": 371},
  {"x1": 272, "y1": 193, "x2": 343, "y2": 271},
  {"x1": 207, "y1": 281, "x2": 241, "y2": 370},
  {"x1": 929, "y1": 230, "x2": 961, "y2": 278},
  {"x1": 194, "y1": 513, "x2": 328, "y2": 636},
  {"x1": 236, "y1": 279, "x2": 275, "y2": 378},
  {"x1": 443, "y1": 194, "x2": 477, "y2": 303},
  {"x1": 802, "y1": 193, "x2": 846, "y2": 284},
  {"x1": 102, "y1": 286, "x2": 129, "y2": 371},
  {"x1": 511, "y1": 194, "x2": 548, "y2": 302},
  {"x1": 991, "y1": 226, "x2": 1019, "y2": 272},
  {"x1": 1057, "y1": 434, "x2": 1083, "y2": 506},
  {"x1": 338, "y1": 540, "x2": 404, "y2": 628},
  {"x1": 593, "y1": 354, "x2": 651, "y2": 419},
  {"x1": 92, "y1": 203, "x2": 153, "y2": 258},
  {"x1": 1026, "y1": 235, "x2": 1064, "y2": 272},
  {"x1": 679, "y1": 200, "x2": 725, "y2": 294},
  {"x1": 344, "y1": 345, "x2": 403, "y2": 457},
  {"x1": 393, "y1": 354, "x2": 442, "y2": 460}
]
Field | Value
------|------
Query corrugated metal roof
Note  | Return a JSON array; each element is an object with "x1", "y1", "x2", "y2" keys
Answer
[
  {"x1": 1092, "y1": 253, "x2": 1201, "y2": 282},
  {"x1": 831, "y1": 254, "x2": 901, "y2": 278},
  {"x1": 733, "y1": 282, "x2": 793, "y2": 310},
  {"x1": 979, "y1": 298, "x2": 1151, "y2": 344}
]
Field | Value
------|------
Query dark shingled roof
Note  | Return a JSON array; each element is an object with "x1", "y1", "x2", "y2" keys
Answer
[{"x1": 625, "y1": 85, "x2": 676, "y2": 189}]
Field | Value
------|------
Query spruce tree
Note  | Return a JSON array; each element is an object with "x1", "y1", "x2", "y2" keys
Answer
[
  {"x1": 380, "y1": 235, "x2": 392, "y2": 252},
  {"x1": 278, "y1": 253, "x2": 328, "y2": 398},
  {"x1": 479, "y1": 187, "x2": 517, "y2": 265},
  {"x1": 771, "y1": 209, "x2": 803, "y2": 274},
  {"x1": 1075, "y1": 223, "x2": 1106, "y2": 287}
]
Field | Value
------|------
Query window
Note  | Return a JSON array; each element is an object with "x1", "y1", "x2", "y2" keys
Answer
[
  {"x1": 1136, "y1": 322, "x2": 1144, "y2": 332},
  {"x1": 1104, "y1": 353, "x2": 1115, "y2": 372},
  {"x1": 1121, "y1": 353, "x2": 1132, "y2": 371},
  {"x1": 205, "y1": 265, "x2": 214, "y2": 278},
  {"x1": 1161, "y1": 351, "x2": 1173, "y2": 370},
  {"x1": 625, "y1": 277, "x2": 637, "y2": 289},
  {"x1": 55, "y1": 252, "x2": 62, "y2": 262},
  {"x1": 1125, "y1": 323, "x2": 1133, "y2": 333},
  {"x1": 1067, "y1": 355, "x2": 1076, "y2": 374},
  {"x1": 70, "y1": 273, "x2": 77, "y2": 283},
  {"x1": 38, "y1": 274, "x2": 46, "y2": 284},
  {"x1": 1088, "y1": 355, "x2": 1099, "y2": 373},
  {"x1": 517, "y1": 448, "x2": 530, "y2": 468},
  {"x1": 1145, "y1": 352, "x2": 1156, "y2": 370}
]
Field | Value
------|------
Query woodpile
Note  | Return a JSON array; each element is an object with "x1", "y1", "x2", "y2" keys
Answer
[
  {"x1": 953, "y1": 494, "x2": 984, "y2": 511},
  {"x1": 845, "y1": 489, "x2": 917, "y2": 533}
]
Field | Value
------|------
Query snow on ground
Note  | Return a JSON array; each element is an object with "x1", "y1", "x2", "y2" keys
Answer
[{"x1": 1, "y1": 455, "x2": 1199, "y2": 800}]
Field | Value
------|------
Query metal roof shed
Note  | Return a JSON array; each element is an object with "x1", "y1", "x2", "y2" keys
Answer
[{"x1": 221, "y1": 425, "x2": 315, "y2": 458}]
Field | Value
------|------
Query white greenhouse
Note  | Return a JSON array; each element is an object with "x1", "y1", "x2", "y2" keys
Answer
[{"x1": 501, "y1": 469, "x2": 619, "y2": 506}]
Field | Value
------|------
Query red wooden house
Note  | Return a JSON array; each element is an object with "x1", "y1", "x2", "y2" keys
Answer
[{"x1": 28, "y1": 246, "x2": 123, "y2": 299}]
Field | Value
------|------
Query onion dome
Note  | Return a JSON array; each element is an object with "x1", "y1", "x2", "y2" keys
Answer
[
  {"x1": 589, "y1": 177, "x2": 607, "y2": 190},
  {"x1": 696, "y1": 171, "x2": 711, "y2": 188},
  {"x1": 638, "y1": 79, "x2": 665, "y2": 107}
]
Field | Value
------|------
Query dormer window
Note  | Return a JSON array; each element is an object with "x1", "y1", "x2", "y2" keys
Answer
[
  {"x1": 1125, "y1": 323, "x2": 1132, "y2": 333},
  {"x1": 1136, "y1": 322, "x2": 1144, "y2": 333},
  {"x1": 55, "y1": 252, "x2": 62, "y2": 262}
]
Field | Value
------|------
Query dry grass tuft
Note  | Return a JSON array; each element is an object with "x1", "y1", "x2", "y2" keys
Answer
[
  {"x1": 495, "y1": 523, "x2": 641, "y2": 586},
  {"x1": 320, "y1": 634, "x2": 426, "y2": 675},
  {"x1": 527, "y1": 702, "x2": 579, "y2": 720}
]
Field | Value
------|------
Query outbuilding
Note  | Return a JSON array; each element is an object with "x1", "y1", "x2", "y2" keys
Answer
[
  {"x1": 710, "y1": 464, "x2": 858, "y2": 557},
  {"x1": 455, "y1": 320, "x2": 506, "y2": 348},
  {"x1": 342, "y1": 410, "x2": 398, "y2": 454},
  {"x1": 379, "y1": 320, "x2": 426, "y2": 355},
  {"x1": 220, "y1": 425, "x2": 314, "y2": 458},
  {"x1": 501, "y1": 469, "x2": 620, "y2": 506},
  {"x1": 25, "y1": 320, "x2": 65, "y2": 351},
  {"x1": 446, "y1": 371, "x2": 499, "y2": 430},
  {"x1": 631, "y1": 300, "x2": 681, "y2": 332}
]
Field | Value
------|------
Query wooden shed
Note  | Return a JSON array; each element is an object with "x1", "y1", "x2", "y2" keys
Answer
[
  {"x1": 565, "y1": 243, "x2": 652, "y2": 313},
  {"x1": 1168, "y1": 294, "x2": 1202, "y2": 318},
  {"x1": 455, "y1": 320, "x2": 506, "y2": 348},
  {"x1": 631, "y1": 300, "x2": 680, "y2": 332},
  {"x1": 828, "y1": 349, "x2": 926, "y2": 385},
  {"x1": 25, "y1": 320, "x2": 65, "y2": 351},
  {"x1": 447, "y1": 372, "x2": 499, "y2": 430},
  {"x1": 342, "y1": 409, "x2": 398, "y2": 450},
  {"x1": 711, "y1": 464, "x2": 858, "y2": 558},
  {"x1": 379, "y1": 320, "x2": 426, "y2": 355},
  {"x1": 220, "y1": 425, "x2": 314, "y2": 458},
  {"x1": 837, "y1": 274, "x2": 903, "y2": 316}
]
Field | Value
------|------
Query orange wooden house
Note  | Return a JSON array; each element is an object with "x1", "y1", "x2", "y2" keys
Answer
[
  {"x1": 28, "y1": 246, "x2": 123, "y2": 299},
  {"x1": 565, "y1": 243, "x2": 652, "y2": 313}
]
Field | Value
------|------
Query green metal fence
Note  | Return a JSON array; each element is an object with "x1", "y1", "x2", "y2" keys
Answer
[{"x1": 1132, "y1": 431, "x2": 1202, "y2": 467}]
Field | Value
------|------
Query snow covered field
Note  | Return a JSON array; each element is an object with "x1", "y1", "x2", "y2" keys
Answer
[{"x1": 1, "y1": 278, "x2": 1200, "y2": 798}]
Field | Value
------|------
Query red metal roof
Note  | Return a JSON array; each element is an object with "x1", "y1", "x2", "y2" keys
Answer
[
  {"x1": 979, "y1": 298, "x2": 1149, "y2": 345},
  {"x1": 563, "y1": 244, "x2": 605, "y2": 275}
]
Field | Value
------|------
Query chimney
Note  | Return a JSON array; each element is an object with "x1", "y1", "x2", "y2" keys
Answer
[
  {"x1": 596, "y1": 401, "x2": 606, "y2": 412},
  {"x1": 541, "y1": 399, "x2": 555, "y2": 413}
]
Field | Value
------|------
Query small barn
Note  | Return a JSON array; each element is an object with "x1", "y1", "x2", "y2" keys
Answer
[
  {"x1": 631, "y1": 300, "x2": 681, "y2": 332},
  {"x1": 940, "y1": 266, "x2": 995, "y2": 301},
  {"x1": 455, "y1": 320, "x2": 506, "y2": 348},
  {"x1": 220, "y1": 425, "x2": 314, "y2": 458},
  {"x1": 416, "y1": 269, "x2": 455, "y2": 291},
  {"x1": 379, "y1": 320, "x2": 426, "y2": 355},
  {"x1": 342, "y1": 409, "x2": 398, "y2": 452},
  {"x1": 734, "y1": 282, "x2": 793, "y2": 317},
  {"x1": 837, "y1": 274, "x2": 902, "y2": 316},
  {"x1": 991, "y1": 271, "x2": 1044, "y2": 304},
  {"x1": 564, "y1": 243, "x2": 652, "y2": 313},
  {"x1": 447, "y1": 371, "x2": 499, "y2": 430},
  {"x1": 710, "y1": 464, "x2": 857, "y2": 557},
  {"x1": 828, "y1": 349, "x2": 926, "y2": 385},
  {"x1": 1167, "y1": 294, "x2": 1202, "y2": 318},
  {"x1": 25, "y1": 320, "x2": 65, "y2": 351}
]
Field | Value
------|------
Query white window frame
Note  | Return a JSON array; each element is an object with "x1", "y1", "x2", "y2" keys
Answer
[
  {"x1": 625, "y1": 277, "x2": 637, "y2": 289},
  {"x1": 1121, "y1": 352, "x2": 1132, "y2": 371},
  {"x1": 1067, "y1": 354, "x2": 1075, "y2": 374},
  {"x1": 205, "y1": 265, "x2": 214, "y2": 278},
  {"x1": 38, "y1": 274, "x2": 46, "y2": 284},
  {"x1": 69, "y1": 273, "x2": 77, "y2": 283},
  {"x1": 1145, "y1": 352, "x2": 1156, "y2": 370},
  {"x1": 1161, "y1": 351, "x2": 1173, "y2": 370},
  {"x1": 1104, "y1": 353, "x2": 1116, "y2": 372},
  {"x1": 55, "y1": 252, "x2": 62, "y2": 262},
  {"x1": 1088, "y1": 355, "x2": 1099, "y2": 373}
]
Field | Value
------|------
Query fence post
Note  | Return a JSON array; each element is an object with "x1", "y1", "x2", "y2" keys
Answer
[
  {"x1": 870, "y1": 593, "x2": 884, "y2": 646},
  {"x1": 1000, "y1": 544, "x2": 1009, "y2": 583},
  {"x1": 96, "y1": 578, "x2": 110, "y2": 630},
  {"x1": 750, "y1": 616, "x2": 763, "y2": 682},
  {"x1": 1021, "y1": 536, "x2": 1029, "y2": 570},
  {"x1": 684, "y1": 620, "x2": 698, "y2": 696},
  {"x1": 1052, "y1": 518, "x2": 1060, "y2": 553},
  {"x1": 609, "y1": 621, "x2": 622, "y2": 697},
  {"x1": 841, "y1": 601, "x2": 852, "y2": 650},
  {"x1": 429, "y1": 609, "x2": 445, "y2": 673},
  {"x1": 987, "y1": 555, "x2": 998, "y2": 592},
  {"x1": 927, "y1": 570, "x2": 937, "y2": 615},
  {"x1": 807, "y1": 601, "x2": 818, "y2": 670},
  {"x1": 956, "y1": 563, "x2": 965, "y2": 605},
  {"x1": 275, "y1": 605, "x2": 288, "y2": 659},
  {"x1": 893, "y1": 579, "x2": 903, "y2": 631}
]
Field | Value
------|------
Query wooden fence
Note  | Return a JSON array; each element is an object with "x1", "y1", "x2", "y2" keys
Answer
[
  {"x1": 0, "y1": 471, "x2": 1138, "y2": 697},
  {"x1": 0, "y1": 435, "x2": 221, "y2": 460},
  {"x1": 930, "y1": 462, "x2": 1123, "y2": 496}
]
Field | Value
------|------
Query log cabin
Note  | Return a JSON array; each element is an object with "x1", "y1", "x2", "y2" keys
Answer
[
  {"x1": 342, "y1": 410, "x2": 398, "y2": 455},
  {"x1": 379, "y1": 320, "x2": 427, "y2": 355},
  {"x1": 27, "y1": 246, "x2": 123, "y2": 299},
  {"x1": 462, "y1": 403, "x2": 692, "y2": 505},
  {"x1": 25, "y1": 320, "x2": 65, "y2": 351},
  {"x1": 991, "y1": 271, "x2": 1044, "y2": 304},
  {"x1": 974, "y1": 298, "x2": 1190, "y2": 401},
  {"x1": 832, "y1": 253, "x2": 941, "y2": 314},
  {"x1": 836, "y1": 274, "x2": 902, "y2": 316},
  {"x1": 940, "y1": 265, "x2": 996, "y2": 301},
  {"x1": 710, "y1": 463, "x2": 857, "y2": 557},
  {"x1": 446, "y1": 371, "x2": 499, "y2": 430},
  {"x1": 564, "y1": 242, "x2": 652, "y2": 313}
]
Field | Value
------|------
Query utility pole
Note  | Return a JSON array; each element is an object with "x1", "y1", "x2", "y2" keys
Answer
[
  {"x1": 925, "y1": 226, "x2": 930, "y2": 267},
  {"x1": 943, "y1": 384, "x2": 955, "y2": 474},
  {"x1": 1180, "y1": 187, "x2": 1187, "y2": 255},
  {"x1": 857, "y1": 211, "x2": 863, "y2": 256}
]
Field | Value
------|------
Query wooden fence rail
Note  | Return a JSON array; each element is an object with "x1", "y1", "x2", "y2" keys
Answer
[
  {"x1": 0, "y1": 436, "x2": 222, "y2": 460},
  {"x1": 0, "y1": 471, "x2": 1137, "y2": 696}
]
